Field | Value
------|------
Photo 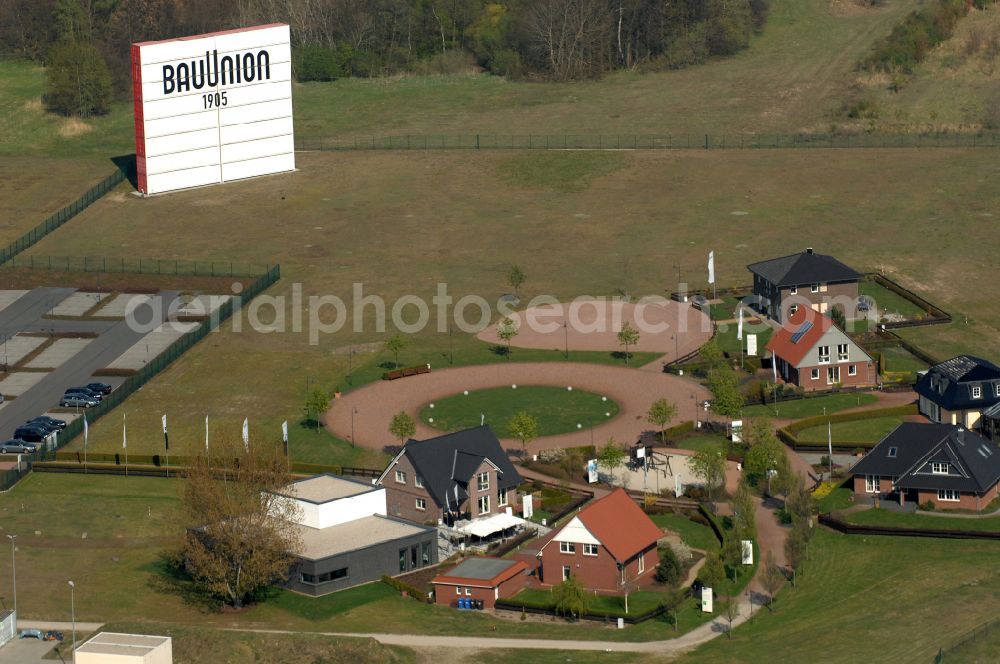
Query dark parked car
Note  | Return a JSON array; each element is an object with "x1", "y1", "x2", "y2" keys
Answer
[
  {"x1": 24, "y1": 419, "x2": 59, "y2": 434},
  {"x1": 43, "y1": 630, "x2": 63, "y2": 641},
  {"x1": 86, "y1": 382, "x2": 113, "y2": 395},
  {"x1": 29, "y1": 416, "x2": 66, "y2": 430},
  {"x1": 0, "y1": 439, "x2": 36, "y2": 454},
  {"x1": 13, "y1": 426, "x2": 50, "y2": 443},
  {"x1": 60, "y1": 395, "x2": 97, "y2": 408},
  {"x1": 64, "y1": 387, "x2": 102, "y2": 402}
]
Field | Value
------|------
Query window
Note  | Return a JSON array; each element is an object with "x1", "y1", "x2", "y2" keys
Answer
[
  {"x1": 498, "y1": 488, "x2": 508, "y2": 506},
  {"x1": 415, "y1": 498, "x2": 426, "y2": 511},
  {"x1": 818, "y1": 346, "x2": 830, "y2": 364},
  {"x1": 838, "y1": 344, "x2": 849, "y2": 362},
  {"x1": 811, "y1": 283, "x2": 819, "y2": 293},
  {"x1": 583, "y1": 543, "x2": 598, "y2": 556},
  {"x1": 865, "y1": 475, "x2": 880, "y2": 493},
  {"x1": 399, "y1": 549, "x2": 407, "y2": 573},
  {"x1": 302, "y1": 570, "x2": 346, "y2": 585},
  {"x1": 455, "y1": 587, "x2": 462, "y2": 596},
  {"x1": 972, "y1": 386, "x2": 982, "y2": 399},
  {"x1": 422, "y1": 541, "x2": 431, "y2": 565},
  {"x1": 811, "y1": 368, "x2": 819, "y2": 380},
  {"x1": 638, "y1": 553, "x2": 645, "y2": 574},
  {"x1": 789, "y1": 286, "x2": 798, "y2": 295},
  {"x1": 887, "y1": 447, "x2": 898, "y2": 458},
  {"x1": 465, "y1": 587, "x2": 471, "y2": 596},
  {"x1": 415, "y1": 475, "x2": 424, "y2": 488},
  {"x1": 932, "y1": 462, "x2": 949, "y2": 475},
  {"x1": 848, "y1": 365, "x2": 857, "y2": 376},
  {"x1": 938, "y1": 489, "x2": 960, "y2": 502},
  {"x1": 789, "y1": 304, "x2": 799, "y2": 315},
  {"x1": 559, "y1": 541, "x2": 576, "y2": 554},
  {"x1": 996, "y1": 384, "x2": 1000, "y2": 398},
  {"x1": 411, "y1": 546, "x2": 418, "y2": 569},
  {"x1": 477, "y1": 472, "x2": 490, "y2": 492},
  {"x1": 477, "y1": 495, "x2": 490, "y2": 514},
  {"x1": 395, "y1": 470, "x2": 406, "y2": 484},
  {"x1": 562, "y1": 566, "x2": 571, "y2": 581},
  {"x1": 301, "y1": 573, "x2": 316, "y2": 584}
]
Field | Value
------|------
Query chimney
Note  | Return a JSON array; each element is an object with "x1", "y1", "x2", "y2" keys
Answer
[
  {"x1": 806, "y1": 247, "x2": 814, "y2": 255},
  {"x1": 957, "y1": 428, "x2": 965, "y2": 444}
]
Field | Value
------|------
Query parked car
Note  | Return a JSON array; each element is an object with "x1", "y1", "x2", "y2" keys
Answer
[
  {"x1": 20, "y1": 629, "x2": 44, "y2": 639},
  {"x1": 64, "y1": 387, "x2": 102, "y2": 402},
  {"x1": 43, "y1": 630, "x2": 64, "y2": 641},
  {"x1": 12, "y1": 426, "x2": 49, "y2": 443},
  {"x1": 23, "y1": 419, "x2": 59, "y2": 434},
  {"x1": 29, "y1": 416, "x2": 67, "y2": 430},
  {"x1": 0, "y1": 439, "x2": 36, "y2": 454},
  {"x1": 60, "y1": 395, "x2": 97, "y2": 408},
  {"x1": 86, "y1": 382, "x2": 113, "y2": 395}
]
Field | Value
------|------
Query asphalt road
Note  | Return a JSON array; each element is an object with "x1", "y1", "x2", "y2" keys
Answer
[{"x1": 0, "y1": 290, "x2": 180, "y2": 441}]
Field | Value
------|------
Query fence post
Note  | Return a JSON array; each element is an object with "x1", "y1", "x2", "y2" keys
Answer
[{"x1": 704, "y1": 134, "x2": 709, "y2": 150}]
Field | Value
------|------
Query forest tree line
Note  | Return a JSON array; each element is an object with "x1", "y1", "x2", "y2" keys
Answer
[{"x1": 0, "y1": 0, "x2": 769, "y2": 115}]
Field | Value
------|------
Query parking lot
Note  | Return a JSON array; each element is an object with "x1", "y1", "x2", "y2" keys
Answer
[{"x1": 0, "y1": 637, "x2": 56, "y2": 664}]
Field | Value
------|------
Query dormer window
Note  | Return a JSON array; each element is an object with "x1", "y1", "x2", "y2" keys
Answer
[
  {"x1": 931, "y1": 462, "x2": 949, "y2": 475},
  {"x1": 972, "y1": 386, "x2": 982, "y2": 399},
  {"x1": 887, "y1": 447, "x2": 897, "y2": 458},
  {"x1": 995, "y1": 384, "x2": 1000, "y2": 398}
]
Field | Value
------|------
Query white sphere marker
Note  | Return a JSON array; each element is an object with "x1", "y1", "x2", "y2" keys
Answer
[
  {"x1": 429, "y1": 418, "x2": 434, "y2": 423},
  {"x1": 512, "y1": 384, "x2": 517, "y2": 389},
  {"x1": 567, "y1": 386, "x2": 573, "y2": 391},
  {"x1": 602, "y1": 396, "x2": 607, "y2": 402},
  {"x1": 464, "y1": 390, "x2": 469, "y2": 395},
  {"x1": 429, "y1": 403, "x2": 435, "y2": 409}
]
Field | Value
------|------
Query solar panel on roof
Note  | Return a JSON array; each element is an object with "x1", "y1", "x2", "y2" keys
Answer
[{"x1": 790, "y1": 320, "x2": 814, "y2": 344}]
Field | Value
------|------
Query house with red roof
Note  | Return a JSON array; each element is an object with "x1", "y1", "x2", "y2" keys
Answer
[
  {"x1": 536, "y1": 488, "x2": 662, "y2": 592},
  {"x1": 767, "y1": 306, "x2": 875, "y2": 391},
  {"x1": 431, "y1": 557, "x2": 529, "y2": 608}
]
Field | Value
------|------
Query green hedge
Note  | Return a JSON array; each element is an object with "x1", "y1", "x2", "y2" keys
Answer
[
  {"x1": 381, "y1": 575, "x2": 432, "y2": 603},
  {"x1": 779, "y1": 403, "x2": 918, "y2": 450}
]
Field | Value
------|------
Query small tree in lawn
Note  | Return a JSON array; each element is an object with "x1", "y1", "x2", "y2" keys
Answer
[
  {"x1": 507, "y1": 264, "x2": 526, "y2": 298},
  {"x1": 699, "y1": 338, "x2": 726, "y2": 370},
  {"x1": 699, "y1": 553, "x2": 725, "y2": 602},
  {"x1": 721, "y1": 530, "x2": 744, "y2": 582},
  {"x1": 761, "y1": 550, "x2": 783, "y2": 611},
  {"x1": 708, "y1": 365, "x2": 745, "y2": 420},
  {"x1": 656, "y1": 545, "x2": 683, "y2": 586},
  {"x1": 646, "y1": 398, "x2": 678, "y2": 442},
  {"x1": 689, "y1": 443, "x2": 727, "y2": 500},
  {"x1": 723, "y1": 597, "x2": 740, "y2": 638},
  {"x1": 497, "y1": 316, "x2": 519, "y2": 360},
  {"x1": 784, "y1": 523, "x2": 808, "y2": 587},
  {"x1": 507, "y1": 411, "x2": 539, "y2": 454},
  {"x1": 389, "y1": 411, "x2": 416, "y2": 444},
  {"x1": 617, "y1": 321, "x2": 640, "y2": 366},
  {"x1": 552, "y1": 575, "x2": 589, "y2": 620},
  {"x1": 732, "y1": 480, "x2": 757, "y2": 541},
  {"x1": 384, "y1": 334, "x2": 407, "y2": 368},
  {"x1": 662, "y1": 588, "x2": 686, "y2": 631},
  {"x1": 620, "y1": 568, "x2": 640, "y2": 614},
  {"x1": 598, "y1": 437, "x2": 626, "y2": 484},
  {"x1": 304, "y1": 387, "x2": 329, "y2": 432}
]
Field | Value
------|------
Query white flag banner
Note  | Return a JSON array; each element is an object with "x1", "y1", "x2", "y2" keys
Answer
[
  {"x1": 707, "y1": 251, "x2": 715, "y2": 285},
  {"x1": 828, "y1": 421, "x2": 834, "y2": 462},
  {"x1": 122, "y1": 414, "x2": 127, "y2": 449},
  {"x1": 83, "y1": 416, "x2": 88, "y2": 449},
  {"x1": 204, "y1": 414, "x2": 209, "y2": 452},
  {"x1": 242, "y1": 418, "x2": 249, "y2": 451},
  {"x1": 772, "y1": 355, "x2": 778, "y2": 382},
  {"x1": 162, "y1": 414, "x2": 167, "y2": 434},
  {"x1": 282, "y1": 420, "x2": 289, "y2": 444},
  {"x1": 737, "y1": 307, "x2": 744, "y2": 341}
]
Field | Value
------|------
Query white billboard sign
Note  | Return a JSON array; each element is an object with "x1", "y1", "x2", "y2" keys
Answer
[
  {"x1": 587, "y1": 459, "x2": 598, "y2": 484},
  {"x1": 131, "y1": 24, "x2": 295, "y2": 195},
  {"x1": 522, "y1": 494, "x2": 534, "y2": 519},
  {"x1": 747, "y1": 333, "x2": 758, "y2": 356},
  {"x1": 741, "y1": 539, "x2": 753, "y2": 565},
  {"x1": 701, "y1": 587, "x2": 713, "y2": 613}
]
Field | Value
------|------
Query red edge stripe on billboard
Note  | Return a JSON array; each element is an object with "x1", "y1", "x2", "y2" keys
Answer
[{"x1": 130, "y1": 43, "x2": 147, "y2": 195}]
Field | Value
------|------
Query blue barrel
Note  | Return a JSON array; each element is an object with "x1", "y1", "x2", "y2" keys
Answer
[{"x1": 458, "y1": 598, "x2": 467, "y2": 609}]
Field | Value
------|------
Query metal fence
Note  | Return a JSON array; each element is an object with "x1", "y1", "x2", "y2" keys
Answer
[
  {"x1": 295, "y1": 132, "x2": 1000, "y2": 152},
  {"x1": 0, "y1": 169, "x2": 126, "y2": 266},
  {"x1": 0, "y1": 464, "x2": 31, "y2": 492},
  {"x1": 36, "y1": 264, "x2": 281, "y2": 461},
  {"x1": 4, "y1": 254, "x2": 274, "y2": 278},
  {"x1": 935, "y1": 617, "x2": 1000, "y2": 662}
]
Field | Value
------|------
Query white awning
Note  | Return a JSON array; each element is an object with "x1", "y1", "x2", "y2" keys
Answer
[{"x1": 459, "y1": 512, "x2": 525, "y2": 538}]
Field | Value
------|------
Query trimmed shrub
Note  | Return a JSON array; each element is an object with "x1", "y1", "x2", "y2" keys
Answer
[{"x1": 381, "y1": 575, "x2": 432, "y2": 603}]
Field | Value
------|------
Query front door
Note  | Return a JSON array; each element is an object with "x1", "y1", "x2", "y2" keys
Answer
[{"x1": 827, "y1": 366, "x2": 840, "y2": 385}]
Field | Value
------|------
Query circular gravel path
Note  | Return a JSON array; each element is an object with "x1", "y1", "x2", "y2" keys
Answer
[
  {"x1": 325, "y1": 362, "x2": 711, "y2": 453},
  {"x1": 476, "y1": 299, "x2": 712, "y2": 362}
]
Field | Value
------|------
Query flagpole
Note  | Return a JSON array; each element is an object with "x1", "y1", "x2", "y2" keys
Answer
[
  {"x1": 123, "y1": 413, "x2": 128, "y2": 477},
  {"x1": 83, "y1": 416, "x2": 88, "y2": 475},
  {"x1": 828, "y1": 420, "x2": 834, "y2": 481},
  {"x1": 163, "y1": 414, "x2": 169, "y2": 478},
  {"x1": 205, "y1": 414, "x2": 210, "y2": 468}
]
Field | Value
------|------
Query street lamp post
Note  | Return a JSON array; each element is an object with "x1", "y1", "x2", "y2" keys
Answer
[
  {"x1": 6, "y1": 534, "x2": 15, "y2": 617},
  {"x1": 68, "y1": 580, "x2": 76, "y2": 654},
  {"x1": 350, "y1": 407, "x2": 358, "y2": 448}
]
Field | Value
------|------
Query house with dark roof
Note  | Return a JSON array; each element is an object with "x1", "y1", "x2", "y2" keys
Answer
[
  {"x1": 767, "y1": 306, "x2": 875, "y2": 391},
  {"x1": 536, "y1": 488, "x2": 662, "y2": 592},
  {"x1": 850, "y1": 422, "x2": 1000, "y2": 511},
  {"x1": 376, "y1": 425, "x2": 523, "y2": 526},
  {"x1": 747, "y1": 248, "x2": 862, "y2": 323},
  {"x1": 432, "y1": 557, "x2": 529, "y2": 609},
  {"x1": 915, "y1": 355, "x2": 1000, "y2": 432}
]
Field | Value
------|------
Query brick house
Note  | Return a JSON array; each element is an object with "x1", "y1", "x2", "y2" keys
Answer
[
  {"x1": 767, "y1": 305, "x2": 875, "y2": 391},
  {"x1": 850, "y1": 422, "x2": 1000, "y2": 511},
  {"x1": 536, "y1": 488, "x2": 662, "y2": 592},
  {"x1": 376, "y1": 425, "x2": 522, "y2": 525},
  {"x1": 431, "y1": 557, "x2": 529, "y2": 609},
  {"x1": 915, "y1": 355, "x2": 1000, "y2": 432},
  {"x1": 747, "y1": 248, "x2": 862, "y2": 324}
]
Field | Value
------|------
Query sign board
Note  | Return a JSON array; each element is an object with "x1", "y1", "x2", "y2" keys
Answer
[
  {"x1": 522, "y1": 494, "x2": 534, "y2": 519},
  {"x1": 617, "y1": 617, "x2": 624, "y2": 629},
  {"x1": 731, "y1": 419, "x2": 743, "y2": 443},
  {"x1": 674, "y1": 474, "x2": 683, "y2": 498},
  {"x1": 701, "y1": 587, "x2": 713, "y2": 613},
  {"x1": 741, "y1": 540, "x2": 753, "y2": 565},
  {"x1": 587, "y1": 459, "x2": 598, "y2": 484},
  {"x1": 747, "y1": 333, "x2": 758, "y2": 356},
  {"x1": 636, "y1": 446, "x2": 646, "y2": 458},
  {"x1": 130, "y1": 24, "x2": 295, "y2": 195}
]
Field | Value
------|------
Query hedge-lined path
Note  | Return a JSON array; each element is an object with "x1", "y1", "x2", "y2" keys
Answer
[
  {"x1": 769, "y1": 389, "x2": 917, "y2": 429},
  {"x1": 326, "y1": 362, "x2": 711, "y2": 454}
]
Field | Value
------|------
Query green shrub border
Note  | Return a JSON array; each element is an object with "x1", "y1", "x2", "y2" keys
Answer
[{"x1": 777, "y1": 404, "x2": 918, "y2": 450}]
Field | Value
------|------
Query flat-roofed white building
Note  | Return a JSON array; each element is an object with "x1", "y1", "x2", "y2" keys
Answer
[{"x1": 74, "y1": 632, "x2": 172, "y2": 664}]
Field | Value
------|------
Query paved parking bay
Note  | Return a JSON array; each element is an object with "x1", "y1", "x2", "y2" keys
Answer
[{"x1": 0, "y1": 638, "x2": 55, "y2": 664}]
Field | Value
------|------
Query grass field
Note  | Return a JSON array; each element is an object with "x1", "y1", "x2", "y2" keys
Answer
[
  {"x1": 743, "y1": 392, "x2": 877, "y2": 419},
  {"x1": 649, "y1": 512, "x2": 720, "y2": 553},
  {"x1": 797, "y1": 416, "x2": 902, "y2": 444},
  {"x1": 879, "y1": 344, "x2": 929, "y2": 374},
  {"x1": 846, "y1": 507, "x2": 1000, "y2": 532},
  {"x1": 17, "y1": 145, "x2": 998, "y2": 461},
  {"x1": 859, "y1": 280, "x2": 927, "y2": 320},
  {"x1": 680, "y1": 530, "x2": 1000, "y2": 662},
  {"x1": 419, "y1": 385, "x2": 619, "y2": 437}
]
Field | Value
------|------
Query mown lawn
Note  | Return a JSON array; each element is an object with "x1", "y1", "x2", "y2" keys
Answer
[
  {"x1": 743, "y1": 392, "x2": 877, "y2": 419},
  {"x1": 879, "y1": 344, "x2": 929, "y2": 374},
  {"x1": 419, "y1": 385, "x2": 619, "y2": 437},
  {"x1": 796, "y1": 416, "x2": 902, "y2": 444},
  {"x1": 845, "y1": 508, "x2": 1000, "y2": 533},
  {"x1": 679, "y1": 530, "x2": 1000, "y2": 663},
  {"x1": 649, "y1": 512, "x2": 720, "y2": 553},
  {"x1": 859, "y1": 280, "x2": 927, "y2": 320}
]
